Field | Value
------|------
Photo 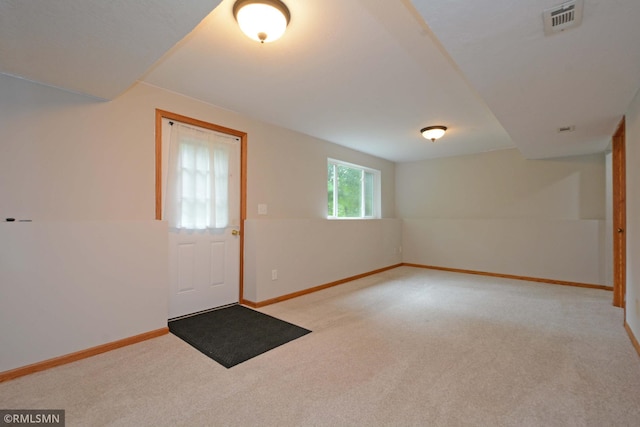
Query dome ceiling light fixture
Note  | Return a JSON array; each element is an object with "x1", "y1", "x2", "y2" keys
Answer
[
  {"x1": 233, "y1": 0, "x2": 291, "y2": 43},
  {"x1": 420, "y1": 125, "x2": 447, "y2": 142}
]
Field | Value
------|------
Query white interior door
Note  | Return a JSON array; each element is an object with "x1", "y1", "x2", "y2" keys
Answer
[
  {"x1": 161, "y1": 117, "x2": 241, "y2": 319},
  {"x1": 168, "y1": 227, "x2": 239, "y2": 318}
]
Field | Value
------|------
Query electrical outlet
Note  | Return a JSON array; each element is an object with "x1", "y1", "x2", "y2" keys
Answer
[
  {"x1": 271, "y1": 269, "x2": 278, "y2": 280},
  {"x1": 399, "y1": 246, "x2": 403, "y2": 253}
]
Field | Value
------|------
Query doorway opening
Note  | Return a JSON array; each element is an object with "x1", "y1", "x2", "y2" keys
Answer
[
  {"x1": 155, "y1": 109, "x2": 247, "y2": 318},
  {"x1": 612, "y1": 117, "x2": 626, "y2": 309}
]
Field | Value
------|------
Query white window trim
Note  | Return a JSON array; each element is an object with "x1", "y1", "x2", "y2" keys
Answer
[{"x1": 327, "y1": 158, "x2": 381, "y2": 219}]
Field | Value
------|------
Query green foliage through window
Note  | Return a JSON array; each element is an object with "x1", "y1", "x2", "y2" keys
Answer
[{"x1": 327, "y1": 159, "x2": 379, "y2": 218}]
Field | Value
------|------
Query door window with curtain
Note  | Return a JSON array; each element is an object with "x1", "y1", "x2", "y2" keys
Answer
[{"x1": 163, "y1": 120, "x2": 240, "y2": 230}]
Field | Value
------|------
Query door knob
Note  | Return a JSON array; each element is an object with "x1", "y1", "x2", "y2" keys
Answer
[
  {"x1": 618, "y1": 228, "x2": 624, "y2": 233},
  {"x1": 231, "y1": 229, "x2": 240, "y2": 236}
]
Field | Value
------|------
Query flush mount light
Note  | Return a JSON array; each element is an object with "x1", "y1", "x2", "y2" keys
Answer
[
  {"x1": 233, "y1": 0, "x2": 291, "y2": 43},
  {"x1": 420, "y1": 126, "x2": 447, "y2": 142}
]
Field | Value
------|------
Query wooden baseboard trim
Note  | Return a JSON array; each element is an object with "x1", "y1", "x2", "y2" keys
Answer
[
  {"x1": 0, "y1": 327, "x2": 168, "y2": 383},
  {"x1": 402, "y1": 263, "x2": 613, "y2": 291},
  {"x1": 625, "y1": 322, "x2": 640, "y2": 358},
  {"x1": 242, "y1": 264, "x2": 403, "y2": 308}
]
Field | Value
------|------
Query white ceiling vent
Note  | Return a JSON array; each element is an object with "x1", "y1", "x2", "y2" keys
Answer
[{"x1": 543, "y1": 0, "x2": 584, "y2": 36}]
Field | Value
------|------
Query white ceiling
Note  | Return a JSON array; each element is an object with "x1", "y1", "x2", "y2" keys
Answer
[
  {"x1": 1, "y1": 0, "x2": 639, "y2": 161},
  {"x1": 0, "y1": 0, "x2": 222, "y2": 99},
  {"x1": 412, "y1": 0, "x2": 640, "y2": 159}
]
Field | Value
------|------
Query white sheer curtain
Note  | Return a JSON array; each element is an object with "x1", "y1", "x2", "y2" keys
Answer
[{"x1": 164, "y1": 122, "x2": 239, "y2": 230}]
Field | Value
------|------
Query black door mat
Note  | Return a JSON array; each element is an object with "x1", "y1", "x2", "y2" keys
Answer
[{"x1": 169, "y1": 304, "x2": 311, "y2": 368}]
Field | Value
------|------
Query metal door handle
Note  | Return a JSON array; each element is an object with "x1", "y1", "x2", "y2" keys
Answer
[{"x1": 231, "y1": 229, "x2": 240, "y2": 236}]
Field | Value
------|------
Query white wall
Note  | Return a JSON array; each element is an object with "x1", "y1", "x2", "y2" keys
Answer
[
  {"x1": 2, "y1": 67, "x2": 617, "y2": 372},
  {"x1": 0, "y1": 221, "x2": 167, "y2": 372},
  {"x1": 402, "y1": 218, "x2": 604, "y2": 284},
  {"x1": 240, "y1": 108, "x2": 400, "y2": 303},
  {"x1": 0, "y1": 74, "x2": 399, "y2": 371},
  {"x1": 605, "y1": 151, "x2": 614, "y2": 287},
  {"x1": 625, "y1": 88, "x2": 640, "y2": 339},
  {"x1": 247, "y1": 122, "x2": 396, "y2": 220},
  {"x1": 397, "y1": 148, "x2": 604, "y2": 220},
  {"x1": 397, "y1": 148, "x2": 606, "y2": 284},
  {"x1": 244, "y1": 219, "x2": 402, "y2": 302},
  {"x1": 0, "y1": 75, "x2": 395, "y2": 223}
]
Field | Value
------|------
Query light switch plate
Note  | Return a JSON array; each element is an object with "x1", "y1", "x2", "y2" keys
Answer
[{"x1": 258, "y1": 204, "x2": 268, "y2": 215}]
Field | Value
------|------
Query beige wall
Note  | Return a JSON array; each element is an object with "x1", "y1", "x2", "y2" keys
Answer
[
  {"x1": 397, "y1": 148, "x2": 604, "y2": 220},
  {"x1": 0, "y1": 76, "x2": 396, "y2": 222},
  {"x1": 0, "y1": 74, "x2": 399, "y2": 372},
  {"x1": 244, "y1": 218, "x2": 402, "y2": 302},
  {"x1": 0, "y1": 68, "x2": 623, "y2": 371},
  {"x1": 0, "y1": 221, "x2": 167, "y2": 372},
  {"x1": 625, "y1": 88, "x2": 640, "y2": 340},
  {"x1": 396, "y1": 148, "x2": 607, "y2": 284},
  {"x1": 605, "y1": 152, "x2": 614, "y2": 287},
  {"x1": 248, "y1": 121, "x2": 396, "y2": 220}
]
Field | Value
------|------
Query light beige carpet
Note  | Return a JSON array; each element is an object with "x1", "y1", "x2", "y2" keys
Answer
[{"x1": 1, "y1": 266, "x2": 640, "y2": 426}]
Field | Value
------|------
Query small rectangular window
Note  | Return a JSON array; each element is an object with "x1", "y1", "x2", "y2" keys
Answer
[{"x1": 327, "y1": 159, "x2": 380, "y2": 219}]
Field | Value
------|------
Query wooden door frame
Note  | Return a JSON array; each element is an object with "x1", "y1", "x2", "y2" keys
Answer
[
  {"x1": 154, "y1": 109, "x2": 247, "y2": 304},
  {"x1": 612, "y1": 116, "x2": 626, "y2": 308}
]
